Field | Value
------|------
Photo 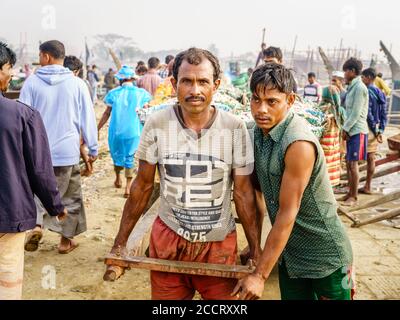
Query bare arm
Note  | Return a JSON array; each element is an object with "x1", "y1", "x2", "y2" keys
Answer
[
  {"x1": 233, "y1": 170, "x2": 262, "y2": 262},
  {"x1": 251, "y1": 171, "x2": 266, "y2": 241},
  {"x1": 112, "y1": 160, "x2": 157, "y2": 252},
  {"x1": 232, "y1": 141, "x2": 316, "y2": 299},
  {"x1": 98, "y1": 106, "x2": 112, "y2": 132}
]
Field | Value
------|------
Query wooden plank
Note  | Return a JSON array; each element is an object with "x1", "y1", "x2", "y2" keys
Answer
[
  {"x1": 352, "y1": 207, "x2": 400, "y2": 228},
  {"x1": 340, "y1": 153, "x2": 400, "y2": 181},
  {"x1": 347, "y1": 190, "x2": 400, "y2": 213},
  {"x1": 105, "y1": 255, "x2": 254, "y2": 279},
  {"x1": 337, "y1": 206, "x2": 360, "y2": 223},
  {"x1": 359, "y1": 164, "x2": 400, "y2": 183}
]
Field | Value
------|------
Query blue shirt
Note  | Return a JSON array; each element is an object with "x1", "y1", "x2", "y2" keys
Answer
[
  {"x1": 367, "y1": 85, "x2": 387, "y2": 135},
  {"x1": 342, "y1": 76, "x2": 369, "y2": 136},
  {"x1": 104, "y1": 83, "x2": 152, "y2": 168}
]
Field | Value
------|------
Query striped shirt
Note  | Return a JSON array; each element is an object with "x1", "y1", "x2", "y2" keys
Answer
[{"x1": 137, "y1": 69, "x2": 161, "y2": 96}]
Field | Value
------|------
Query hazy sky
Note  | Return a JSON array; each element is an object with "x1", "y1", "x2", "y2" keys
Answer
[{"x1": 2, "y1": 0, "x2": 399, "y2": 59}]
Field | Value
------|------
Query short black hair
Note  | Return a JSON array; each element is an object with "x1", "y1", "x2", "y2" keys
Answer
[
  {"x1": 136, "y1": 65, "x2": 148, "y2": 74},
  {"x1": 63, "y1": 55, "x2": 83, "y2": 72},
  {"x1": 362, "y1": 67, "x2": 377, "y2": 80},
  {"x1": 377, "y1": 72, "x2": 383, "y2": 78},
  {"x1": 148, "y1": 57, "x2": 160, "y2": 69},
  {"x1": 343, "y1": 57, "x2": 363, "y2": 75},
  {"x1": 263, "y1": 46, "x2": 283, "y2": 62},
  {"x1": 308, "y1": 72, "x2": 316, "y2": 78},
  {"x1": 173, "y1": 47, "x2": 221, "y2": 82},
  {"x1": 39, "y1": 40, "x2": 65, "y2": 59},
  {"x1": 136, "y1": 60, "x2": 145, "y2": 67},
  {"x1": 0, "y1": 42, "x2": 16, "y2": 69},
  {"x1": 165, "y1": 55, "x2": 174, "y2": 64},
  {"x1": 250, "y1": 63, "x2": 296, "y2": 95}
]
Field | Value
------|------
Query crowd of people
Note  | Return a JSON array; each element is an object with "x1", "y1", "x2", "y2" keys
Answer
[{"x1": 0, "y1": 38, "x2": 392, "y2": 301}]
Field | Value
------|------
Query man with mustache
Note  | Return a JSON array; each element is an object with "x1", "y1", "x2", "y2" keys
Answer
[
  {"x1": 232, "y1": 63, "x2": 353, "y2": 300},
  {"x1": 105, "y1": 47, "x2": 261, "y2": 300}
]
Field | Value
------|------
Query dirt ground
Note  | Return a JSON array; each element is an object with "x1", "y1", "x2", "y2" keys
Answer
[{"x1": 22, "y1": 103, "x2": 400, "y2": 300}]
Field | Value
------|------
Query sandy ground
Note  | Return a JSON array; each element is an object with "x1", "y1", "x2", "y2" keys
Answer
[{"x1": 22, "y1": 103, "x2": 400, "y2": 300}]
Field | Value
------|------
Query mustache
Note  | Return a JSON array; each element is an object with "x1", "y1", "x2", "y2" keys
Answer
[
  {"x1": 254, "y1": 115, "x2": 272, "y2": 121},
  {"x1": 185, "y1": 96, "x2": 205, "y2": 102}
]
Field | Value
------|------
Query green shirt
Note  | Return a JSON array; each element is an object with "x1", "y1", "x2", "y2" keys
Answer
[
  {"x1": 253, "y1": 111, "x2": 353, "y2": 279},
  {"x1": 342, "y1": 76, "x2": 369, "y2": 136}
]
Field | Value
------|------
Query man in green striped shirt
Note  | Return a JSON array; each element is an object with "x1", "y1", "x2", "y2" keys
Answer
[{"x1": 232, "y1": 63, "x2": 354, "y2": 300}]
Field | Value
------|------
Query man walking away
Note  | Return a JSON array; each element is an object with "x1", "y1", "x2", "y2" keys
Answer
[
  {"x1": 0, "y1": 42, "x2": 67, "y2": 300},
  {"x1": 19, "y1": 40, "x2": 98, "y2": 254},
  {"x1": 98, "y1": 66, "x2": 152, "y2": 198}
]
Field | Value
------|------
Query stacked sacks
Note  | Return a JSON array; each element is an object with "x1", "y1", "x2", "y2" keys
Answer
[{"x1": 292, "y1": 97, "x2": 327, "y2": 139}]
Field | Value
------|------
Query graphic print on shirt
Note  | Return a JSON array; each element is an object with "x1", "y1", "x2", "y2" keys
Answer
[{"x1": 162, "y1": 153, "x2": 230, "y2": 242}]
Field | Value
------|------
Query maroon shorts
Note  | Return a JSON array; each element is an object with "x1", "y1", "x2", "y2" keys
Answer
[{"x1": 149, "y1": 216, "x2": 238, "y2": 300}]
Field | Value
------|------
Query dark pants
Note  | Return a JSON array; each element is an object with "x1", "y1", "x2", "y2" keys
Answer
[
  {"x1": 278, "y1": 262, "x2": 353, "y2": 300},
  {"x1": 36, "y1": 165, "x2": 86, "y2": 239}
]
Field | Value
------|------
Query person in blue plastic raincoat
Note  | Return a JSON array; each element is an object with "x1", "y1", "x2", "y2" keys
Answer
[{"x1": 98, "y1": 65, "x2": 152, "y2": 197}]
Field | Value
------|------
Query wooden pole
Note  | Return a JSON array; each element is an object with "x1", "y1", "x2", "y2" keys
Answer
[
  {"x1": 105, "y1": 255, "x2": 254, "y2": 279},
  {"x1": 291, "y1": 35, "x2": 298, "y2": 69},
  {"x1": 340, "y1": 153, "x2": 399, "y2": 180},
  {"x1": 352, "y1": 207, "x2": 400, "y2": 227},
  {"x1": 262, "y1": 28, "x2": 266, "y2": 45},
  {"x1": 337, "y1": 206, "x2": 360, "y2": 224},
  {"x1": 358, "y1": 164, "x2": 400, "y2": 183},
  {"x1": 347, "y1": 190, "x2": 400, "y2": 213}
]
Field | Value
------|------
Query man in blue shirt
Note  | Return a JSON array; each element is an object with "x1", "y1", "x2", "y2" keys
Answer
[
  {"x1": 98, "y1": 66, "x2": 152, "y2": 198},
  {"x1": 360, "y1": 68, "x2": 387, "y2": 194}
]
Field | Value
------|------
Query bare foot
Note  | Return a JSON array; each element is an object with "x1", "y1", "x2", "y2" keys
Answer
[
  {"x1": 342, "y1": 197, "x2": 358, "y2": 207},
  {"x1": 338, "y1": 194, "x2": 351, "y2": 202},
  {"x1": 114, "y1": 180, "x2": 122, "y2": 189},
  {"x1": 359, "y1": 188, "x2": 372, "y2": 195}
]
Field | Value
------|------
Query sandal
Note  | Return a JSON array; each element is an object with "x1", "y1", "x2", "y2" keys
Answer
[
  {"x1": 58, "y1": 241, "x2": 79, "y2": 254},
  {"x1": 25, "y1": 230, "x2": 43, "y2": 252}
]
